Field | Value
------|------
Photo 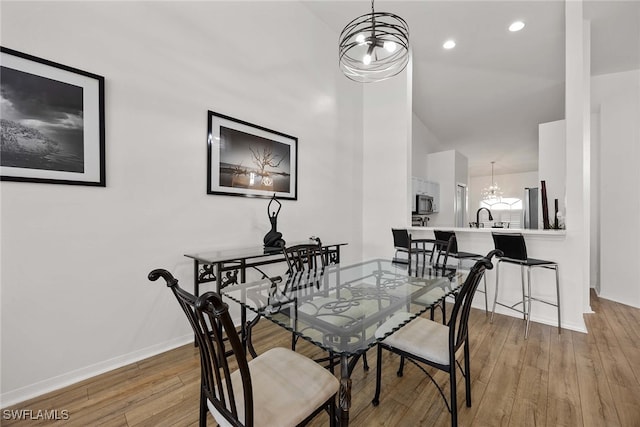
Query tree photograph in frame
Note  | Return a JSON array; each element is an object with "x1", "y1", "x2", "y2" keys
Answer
[
  {"x1": 207, "y1": 110, "x2": 297, "y2": 200},
  {"x1": 0, "y1": 47, "x2": 105, "y2": 186}
]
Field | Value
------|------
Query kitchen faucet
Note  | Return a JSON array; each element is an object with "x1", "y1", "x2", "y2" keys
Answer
[{"x1": 474, "y1": 207, "x2": 493, "y2": 228}]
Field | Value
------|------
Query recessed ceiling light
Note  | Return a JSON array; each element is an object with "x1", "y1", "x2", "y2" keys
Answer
[
  {"x1": 509, "y1": 21, "x2": 525, "y2": 32},
  {"x1": 443, "y1": 40, "x2": 456, "y2": 49}
]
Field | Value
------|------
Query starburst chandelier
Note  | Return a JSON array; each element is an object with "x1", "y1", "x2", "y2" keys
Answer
[{"x1": 481, "y1": 161, "x2": 503, "y2": 202}]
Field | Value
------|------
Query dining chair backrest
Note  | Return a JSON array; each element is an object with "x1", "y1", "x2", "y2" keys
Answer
[
  {"x1": 433, "y1": 230, "x2": 457, "y2": 254},
  {"x1": 492, "y1": 233, "x2": 527, "y2": 261},
  {"x1": 392, "y1": 228, "x2": 411, "y2": 250},
  {"x1": 150, "y1": 269, "x2": 339, "y2": 427},
  {"x1": 148, "y1": 268, "x2": 201, "y2": 347},
  {"x1": 148, "y1": 269, "x2": 250, "y2": 426},
  {"x1": 195, "y1": 291, "x2": 254, "y2": 427},
  {"x1": 447, "y1": 250, "x2": 501, "y2": 352},
  {"x1": 283, "y1": 237, "x2": 326, "y2": 275}
]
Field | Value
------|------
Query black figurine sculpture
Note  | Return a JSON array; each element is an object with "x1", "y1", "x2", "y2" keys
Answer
[{"x1": 263, "y1": 194, "x2": 285, "y2": 250}]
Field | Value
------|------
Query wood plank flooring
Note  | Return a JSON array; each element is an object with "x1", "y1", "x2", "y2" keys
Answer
[{"x1": 3, "y1": 290, "x2": 639, "y2": 426}]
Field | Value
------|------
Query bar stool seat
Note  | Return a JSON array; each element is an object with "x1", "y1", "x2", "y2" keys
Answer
[
  {"x1": 490, "y1": 233, "x2": 561, "y2": 339},
  {"x1": 507, "y1": 257, "x2": 557, "y2": 266},
  {"x1": 456, "y1": 251, "x2": 486, "y2": 259}
]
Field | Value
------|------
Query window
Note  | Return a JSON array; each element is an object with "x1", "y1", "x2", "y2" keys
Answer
[{"x1": 479, "y1": 198, "x2": 523, "y2": 228}]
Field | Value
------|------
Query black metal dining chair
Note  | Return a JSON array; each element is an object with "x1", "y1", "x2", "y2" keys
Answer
[
  {"x1": 283, "y1": 237, "x2": 370, "y2": 371},
  {"x1": 282, "y1": 237, "x2": 326, "y2": 279},
  {"x1": 149, "y1": 269, "x2": 339, "y2": 427},
  {"x1": 391, "y1": 228, "x2": 433, "y2": 274},
  {"x1": 432, "y1": 231, "x2": 490, "y2": 315},
  {"x1": 282, "y1": 238, "x2": 325, "y2": 351},
  {"x1": 371, "y1": 250, "x2": 501, "y2": 427}
]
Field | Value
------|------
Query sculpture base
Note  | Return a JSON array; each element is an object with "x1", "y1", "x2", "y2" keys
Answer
[{"x1": 264, "y1": 246, "x2": 283, "y2": 254}]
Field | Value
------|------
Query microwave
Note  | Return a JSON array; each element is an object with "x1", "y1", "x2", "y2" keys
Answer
[{"x1": 415, "y1": 194, "x2": 434, "y2": 214}]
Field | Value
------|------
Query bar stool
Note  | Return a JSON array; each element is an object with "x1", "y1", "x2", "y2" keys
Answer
[
  {"x1": 491, "y1": 233, "x2": 561, "y2": 338},
  {"x1": 391, "y1": 228, "x2": 433, "y2": 275},
  {"x1": 432, "y1": 230, "x2": 489, "y2": 315}
]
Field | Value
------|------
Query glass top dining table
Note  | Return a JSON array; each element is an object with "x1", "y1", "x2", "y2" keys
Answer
[{"x1": 220, "y1": 258, "x2": 468, "y2": 426}]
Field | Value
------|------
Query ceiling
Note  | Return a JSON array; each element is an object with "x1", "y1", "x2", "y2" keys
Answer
[{"x1": 304, "y1": 0, "x2": 640, "y2": 177}]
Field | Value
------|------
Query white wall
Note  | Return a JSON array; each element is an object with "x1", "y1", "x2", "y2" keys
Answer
[
  {"x1": 593, "y1": 69, "x2": 640, "y2": 308},
  {"x1": 362, "y1": 61, "x2": 413, "y2": 260},
  {"x1": 426, "y1": 149, "x2": 468, "y2": 227},
  {"x1": 590, "y1": 113, "x2": 600, "y2": 291},
  {"x1": 427, "y1": 150, "x2": 455, "y2": 227},
  {"x1": 454, "y1": 151, "x2": 469, "y2": 226},
  {"x1": 411, "y1": 113, "x2": 444, "y2": 179},
  {"x1": 0, "y1": 2, "x2": 364, "y2": 405}
]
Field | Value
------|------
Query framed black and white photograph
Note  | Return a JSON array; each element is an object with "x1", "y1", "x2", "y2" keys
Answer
[
  {"x1": 0, "y1": 47, "x2": 105, "y2": 186},
  {"x1": 207, "y1": 110, "x2": 297, "y2": 200}
]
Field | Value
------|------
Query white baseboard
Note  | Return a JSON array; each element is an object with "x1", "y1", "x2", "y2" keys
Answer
[
  {"x1": 596, "y1": 292, "x2": 640, "y2": 310},
  {"x1": 470, "y1": 298, "x2": 588, "y2": 334},
  {"x1": 1, "y1": 334, "x2": 193, "y2": 409}
]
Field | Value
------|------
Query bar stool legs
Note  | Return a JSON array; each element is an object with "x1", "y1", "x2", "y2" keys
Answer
[
  {"x1": 525, "y1": 264, "x2": 561, "y2": 338},
  {"x1": 521, "y1": 265, "x2": 527, "y2": 323},
  {"x1": 556, "y1": 265, "x2": 561, "y2": 335},
  {"x1": 490, "y1": 259, "x2": 503, "y2": 324},
  {"x1": 457, "y1": 257, "x2": 489, "y2": 315},
  {"x1": 490, "y1": 260, "x2": 498, "y2": 324},
  {"x1": 482, "y1": 275, "x2": 488, "y2": 315},
  {"x1": 491, "y1": 261, "x2": 561, "y2": 339},
  {"x1": 526, "y1": 266, "x2": 532, "y2": 337}
]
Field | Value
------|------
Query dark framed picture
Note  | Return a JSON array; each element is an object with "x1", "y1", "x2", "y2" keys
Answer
[
  {"x1": 207, "y1": 111, "x2": 297, "y2": 200},
  {"x1": 0, "y1": 47, "x2": 105, "y2": 186}
]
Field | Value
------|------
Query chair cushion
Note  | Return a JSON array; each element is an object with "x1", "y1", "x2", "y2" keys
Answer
[
  {"x1": 208, "y1": 347, "x2": 339, "y2": 427},
  {"x1": 383, "y1": 283, "x2": 446, "y2": 309},
  {"x1": 415, "y1": 287, "x2": 446, "y2": 306},
  {"x1": 375, "y1": 312, "x2": 415, "y2": 339},
  {"x1": 376, "y1": 313, "x2": 451, "y2": 366}
]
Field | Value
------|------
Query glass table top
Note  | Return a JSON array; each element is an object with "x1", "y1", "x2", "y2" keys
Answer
[
  {"x1": 221, "y1": 259, "x2": 468, "y2": 356},
  {"x1": 184, "y1": 240, "x2": 347, "y2": 264}
]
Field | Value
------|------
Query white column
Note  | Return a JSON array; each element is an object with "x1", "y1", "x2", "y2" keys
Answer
[{"x1": 565, "y1": 0, "x2": 592, "y2": 313}]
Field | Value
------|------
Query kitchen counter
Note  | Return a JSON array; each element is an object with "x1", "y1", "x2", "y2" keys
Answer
[
  {"x1": 407, "y1": 226, "x2": 566, "y2": 237},
  {"x1": 404, "y1": 224, "x2": 582, "y2": 333}
]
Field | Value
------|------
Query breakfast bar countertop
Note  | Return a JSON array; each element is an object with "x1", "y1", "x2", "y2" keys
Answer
[
  {"x1": 407, "y1": 226, "x2": 567, "y2": 237},
  {"x1": 404, "y1": 224, "x2": 583, "y2": 334}
]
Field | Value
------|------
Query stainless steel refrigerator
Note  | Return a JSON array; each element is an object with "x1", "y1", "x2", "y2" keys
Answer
[{"x1": 523, "y1": 187, "x2": 539, "y2": 229}]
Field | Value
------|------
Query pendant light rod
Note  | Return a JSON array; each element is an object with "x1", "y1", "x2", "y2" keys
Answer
[
  {"x1": 481, "y1": 161, "x2": 502, "y2": 202},
  {"x1": 491, "y1": 161, "x2": 495, "y2": 184}
]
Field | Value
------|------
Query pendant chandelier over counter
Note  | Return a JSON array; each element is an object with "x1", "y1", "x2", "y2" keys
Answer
[
  {"x1": 338, "y1": 0, "x2": 410, "y2": 83},
  {"x1": 481, "y1": 161, "x2": 503, "y2": 202}
]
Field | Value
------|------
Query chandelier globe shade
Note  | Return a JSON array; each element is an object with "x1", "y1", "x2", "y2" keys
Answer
[
  {"x1": 338, "y1": 0, "x2": 410, "y2": 83},
  {"x1": 481, "y1": 161, "x2": 503, "y2": 203}
]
